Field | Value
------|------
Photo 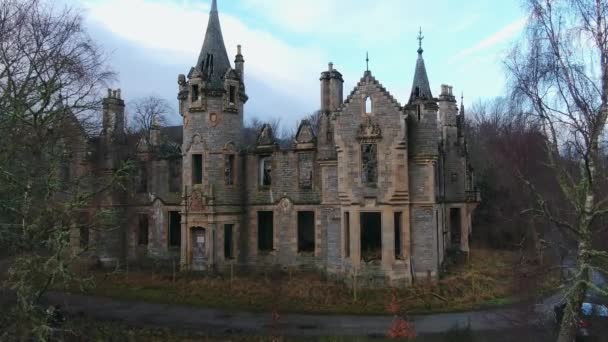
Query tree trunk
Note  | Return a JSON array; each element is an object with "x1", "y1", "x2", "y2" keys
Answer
[{"x1": 556, "y1": 241, "x2": 591, "y2": 342}]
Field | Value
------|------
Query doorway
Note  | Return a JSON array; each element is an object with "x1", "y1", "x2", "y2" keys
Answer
[
  {"x1": 191, "y1": 227, "x2": 207, "y2": 271},
  {"x1": 361, "y1": 212, "x2": 382, "y2": 262},
  {"x1": 450, "y1": 208, "x2": 462, "y2": 246}
]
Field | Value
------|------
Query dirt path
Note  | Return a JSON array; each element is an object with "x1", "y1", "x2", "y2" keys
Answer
[{"x1": 39, "y1": 291, "x2": 544, "y2": 338}]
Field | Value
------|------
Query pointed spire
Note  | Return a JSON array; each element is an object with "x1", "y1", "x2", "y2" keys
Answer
[
  {"x1": 459, "y1": 92, "x2": 466, "y2": 138},
  {"x1": 195, "y1": 0, "x2": 231, "y2": 88},
  {"x1": 460, "y1": 92, "x2": 465, "y2": 116},
  {"x1": 409, "y1": 28, "x2": 433, "y2": 104},
  {"x1": 366, "y1": 52, "x2": 369, "y2": 71}
]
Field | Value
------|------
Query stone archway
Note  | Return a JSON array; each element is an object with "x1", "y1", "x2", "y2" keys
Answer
[{"x1": 191, "y1": 227, "x2": 207, "y2": 271}]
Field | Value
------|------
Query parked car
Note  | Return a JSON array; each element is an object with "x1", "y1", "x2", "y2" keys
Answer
[{"x1": 554, "y1": 300, "x2": 608, "y2": 341}]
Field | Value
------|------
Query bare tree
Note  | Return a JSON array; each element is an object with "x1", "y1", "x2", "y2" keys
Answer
[
  {"x1": 0, "y1": 0, "x2": 129, "y2": 338},
  {"x1": 305, "y1": 110, "x2": 323, "y2": 136},
  {"x1": 507, "y1": 1, "x2": 608, "y2": 341},
  {"x1": 244, "y1": 116, "x2": 283, "y2": 147},
  {"x1": 128, "y1": 95, "x2": 171, "y2": 139}
]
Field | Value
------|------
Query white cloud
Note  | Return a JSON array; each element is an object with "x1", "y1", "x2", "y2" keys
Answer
[
  {"x1": 80, "y1": 0, "x2": 328, "y2": 110},
  {"x1": 452, "y1": 18, "x2": 527, "y2": 61},
  {"x1": 240, "y1": 0, "x2": 425, "y2": 44}
]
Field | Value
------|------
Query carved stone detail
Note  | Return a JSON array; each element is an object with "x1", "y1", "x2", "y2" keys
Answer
[
  {"x1": 357, "y1": 116, "x2": 382, "y2": 140},
  {"x1": 256, "y1": 124, "x2": 275, "y2": 146}
]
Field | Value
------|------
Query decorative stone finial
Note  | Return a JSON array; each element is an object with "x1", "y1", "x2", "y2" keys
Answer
[{"x1": 417, "y1": 27, "x2": 425, "y2": 54}]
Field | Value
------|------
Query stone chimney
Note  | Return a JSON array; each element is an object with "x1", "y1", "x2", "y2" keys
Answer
[
  {"x1": 102, "y1": 88, "x2": 125, "y2": 136},
  {"x1": 320, "y1": 62, "x2": 344, "y2": 113},
  {"x1": 235, "y1": 44, "x2": 244, "y2": 81}
]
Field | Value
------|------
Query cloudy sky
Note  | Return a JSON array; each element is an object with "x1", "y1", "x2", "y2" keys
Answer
[{"x1": 71, "y1": 0, "x2": 527, "y2": 129}]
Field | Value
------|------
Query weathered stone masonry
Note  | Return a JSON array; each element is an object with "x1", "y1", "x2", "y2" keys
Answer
[{"x1": 75, "y1": 0, "x2": 480, "y2": 286}]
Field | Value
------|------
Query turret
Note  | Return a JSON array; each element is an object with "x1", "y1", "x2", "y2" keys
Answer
[
  {"x1": 102, "y1": 88, "x2": 125, "y2": 136},
  {"x1": 178, "y1": 0, "x2": 245, "y2": 218},
  {"x1": 407, "y1": 29, "x2": 437, "y2": 126},
  {"x1": 406, "y1": 29, "x2": 439, "y2": 157},
  {"x1": 408, "y1": 30, "x2": 433, "y2": 105}
]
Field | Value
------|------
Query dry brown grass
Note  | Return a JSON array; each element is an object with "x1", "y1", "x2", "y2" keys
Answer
[{"x1": 80, "y1": 248, "x2": 559, "y2": 315}]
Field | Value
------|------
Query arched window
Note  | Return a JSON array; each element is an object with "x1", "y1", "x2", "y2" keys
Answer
[{"x1": 365, "y1": 96, "x2": 372, "y2": 114}]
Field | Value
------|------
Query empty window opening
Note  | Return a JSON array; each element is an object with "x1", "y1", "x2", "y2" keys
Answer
[
  {"x1": 169, "y1": 158, "x2": 182, "y2": 193},
  {"x1": 169, "y1": 211, "x2": 181, "y2": 247},
  {"x1": 394, "y1": 212, "x2": 402, "y2": 259},
  {"x1": 365, "y1": 96, "x2": 372, "y2": 114},
  {"x1": 417, "y1": 104, "x2": 421, "y2": 121},
  {"x1": 361, "y1": 144, "x2": 378, "y2": 185},
  {"x1": 78, "y1": 213, "x2": 89, "y2": 249},
  {"x1": 225, "y1": 155, "x2": 235, "y2": 185},
  {"x1": 192, "y1": 154, "x2": 203, "y2": 185},
  {"x1": 258, "y1": 211, "x2": 274, "y2": 251},
  {"x1": 191, "y1": 85, "x2": 199, "y2": 102},
  {"x1": 229, "y1": 85, "x2": 236, "y2": 104},
  {"x1": 298, "y1": 152, "x2": 313, "y2": 189},
  {"x1": 138, "y1": 214, "x2": 149, "y2": 246},
  {"x1": 414, "y1": 86, "x2": 420, "y2": 97},
  {"x1": 260, "y1": 157, "x2": 272, "y2": 187},
  {"x1": 224, "y1": 224, "x2": 234, "y2": 259},
  {"x1": 297, "y1": 211, "x2": 315, "y2": 253},
  {"x1": 361, "y1": 212, "x2": 382, "y2": 262},
  {"x1": 344, "y1": 212, "x2": 350, "y2": 258},
  {"x1": 137, "y1": 162, "x2": 148, "y2": 193},
  {"x1": 450, "y1": 208, "x2": 462, "y2": 245}
]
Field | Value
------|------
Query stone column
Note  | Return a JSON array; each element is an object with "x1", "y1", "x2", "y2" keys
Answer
[
  {"x1": 461, "y1": 206, "x2": 470, "y2": 253},
  {"x1": 350, "y1": 208, "x2": 361, "y2": 268},
  {"x1": 180, "y1": 218, "x2": 188, "y2": 269},
  {"x1": 381, "y1": 208, "x2": 395, "y2": 268},
  {"x1": 403, "y1": 207, "x2": 412, "y2": 259}
]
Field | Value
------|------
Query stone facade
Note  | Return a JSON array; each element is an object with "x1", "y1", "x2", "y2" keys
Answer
[{"x1": 74, "y1": 0, "x2": 480, "y2": 286}]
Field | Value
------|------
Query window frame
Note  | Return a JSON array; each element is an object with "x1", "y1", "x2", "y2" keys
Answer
[
  {"x1": 192, "y1": 154, "x2": 203, "y2": 185},
  {"x1": 257, "y1": 211, "x2": 274, "y2": 252},
  {"x1": 361, "y1": 143, "x2": 378, "y2": 186},
  {"x1": 224, "y1": 224, "x2": 234, "y2": 259},
  {"x1": 138, "y1": 214, "x2": 149, "y2": 246},
  {"x1": 229, "y1": 85, "x2": 236, "y2": 105},
  {"x1": 297, "y1": 211, "x2": 316, "y2": 253},
  {"x1": 259, "y1": 156, "x2": 272, "y2": 188}
]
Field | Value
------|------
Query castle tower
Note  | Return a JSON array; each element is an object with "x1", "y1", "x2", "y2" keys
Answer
[
  {"x1": 177, "y1": 0, "x2": 247, "y2": 270},
  {"x1": 406, "y1": 29, "x2": 438, "y2": 156},
  {"x1": 404, "y1": 30, "x2": 443, "y2": 279}
]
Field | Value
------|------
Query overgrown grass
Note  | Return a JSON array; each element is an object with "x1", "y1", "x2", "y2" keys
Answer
[{"x1": 72, "y1": 248, "x2": 559, "y2": 316}]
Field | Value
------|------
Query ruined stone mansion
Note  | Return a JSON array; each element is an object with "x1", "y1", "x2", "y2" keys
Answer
[{"x1": 76, "y1": 0, "x2": 480, "y2": 286}]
